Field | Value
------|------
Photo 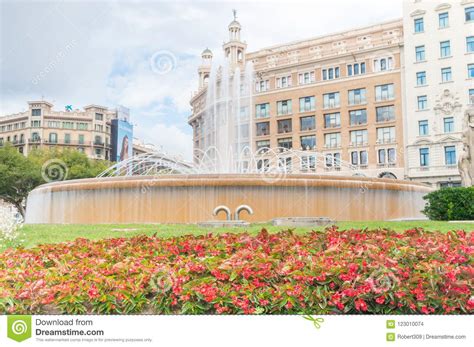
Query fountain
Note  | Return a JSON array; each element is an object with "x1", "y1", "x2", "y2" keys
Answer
[{"x1": 24, "y1": 17, "x2": 433, "y2": 225}]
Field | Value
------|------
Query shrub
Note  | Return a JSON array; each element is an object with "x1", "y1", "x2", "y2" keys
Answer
[
  {"x1": 0, "y1": 228, "x2": 472, "y2": 315},
  {"x1": 422, "y1": 186, "x2": 474, "y2": 221}
]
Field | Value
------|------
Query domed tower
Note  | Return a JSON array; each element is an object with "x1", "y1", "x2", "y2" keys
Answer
[
  {"x1": 198, "y1": 48, "x2": 212, "y2": 89},
  {"x1": 223, "y1": 10, "x2": 247, "y2": 67}
]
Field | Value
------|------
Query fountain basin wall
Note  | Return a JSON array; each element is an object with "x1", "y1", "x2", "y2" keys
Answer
[{"x1": 25, "y1": 174, "x2": 433, "y2": 224}]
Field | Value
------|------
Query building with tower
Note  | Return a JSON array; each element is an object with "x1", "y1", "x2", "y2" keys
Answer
[{"x1": 189, "y1": 13, "x2": 406, "y2": 179}]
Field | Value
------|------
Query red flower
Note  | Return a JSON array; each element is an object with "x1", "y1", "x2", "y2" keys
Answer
[
  {"x1": 375, "y1": 296, "x2": 385, "y2": 305},
  {"x1": 355, "y1": 298, "x2": 368, "y2": 312},
  {"x1": 87, "y1": 285, "x2": 99, "y2": 299}
]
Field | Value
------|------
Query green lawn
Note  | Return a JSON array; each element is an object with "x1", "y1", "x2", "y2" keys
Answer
[{"x1": 14, "y1": 220, "x2": 474, "y2": 249}]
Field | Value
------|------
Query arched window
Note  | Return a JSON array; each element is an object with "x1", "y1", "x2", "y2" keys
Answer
[
  {"x1": 378, "y1": 172, "x2": 397, "y2": 179},
  {"x1": 237, "y1": 50, "x2": 243, "y2": 61},
  {"x1": 203, "y1": 74, "x2": 209, "y2": 84}
]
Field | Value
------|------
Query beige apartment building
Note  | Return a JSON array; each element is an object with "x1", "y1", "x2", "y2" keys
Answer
[
  {"x1": 0, "y1": 101, "x2": 118, "y2": 160},
  {"x1": 189, "y1": 17, "x2": 406, "y2": 178}
]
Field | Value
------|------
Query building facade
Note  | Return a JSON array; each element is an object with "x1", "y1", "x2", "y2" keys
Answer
[
  {"x1": 0, "y1": 101, "x2": 133, "y2": 160},
  {"x1": 402, "y1": 0, "x2": 474, "y2": 188},
  {"x1": 189, "y1": 17, "x2": 406, "y2": 178}
]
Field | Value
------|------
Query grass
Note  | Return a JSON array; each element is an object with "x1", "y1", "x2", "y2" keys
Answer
[{"x1": 15, "y1": 220, "x2": 474, "y2": 249}]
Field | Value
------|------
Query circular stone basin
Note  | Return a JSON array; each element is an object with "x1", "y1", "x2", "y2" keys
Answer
[{"x1": 25, "y1": 174, "x2": 433, "y2": 224}]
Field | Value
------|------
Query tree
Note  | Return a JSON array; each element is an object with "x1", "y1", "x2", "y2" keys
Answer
[
  {"x1": 0, "y1": 145, "x2": 42, "y2": 217},
  {"x1": 0, "y1": 146, "x2": 111, "y2": 218}
]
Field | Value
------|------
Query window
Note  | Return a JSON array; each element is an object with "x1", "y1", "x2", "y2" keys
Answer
[
  {"x1": 444, "y1": 117, "x2": 454, "y2": 133},
  {"x1": 77, "y1": 122, "x2": 88, "y2": 130},
  {"x1": 95, "y1": 113, "x2": 103, "y2": 121},
  {"x1": 419, "y1": 120, "x2": 429, "y2": 135},
  {"x1": 439, "y1": 12, "x2": 449, "y2": 28},
  {"x1": 31, "y1": 120, "x2": 41, "y2": 128},
  {"x1": 256, "y1": 159, "x2": 270, "y2": 171},
  {"x1": 322, "y1": 67, "x2": 340, "y2": 80},
  {"x1": 350, "y1": 129, "x2": 368, "y2": 146},
  {"x1": 466, "y1": 7, "x2": 474, "y2": 22},
  {"x1": 376, "y1": 105, "x2": 395, "y2": 122},
  {"x1": 95, "y1": 124, "x2": 103, "y2": 132},
  {"x1": 324, "y1": 112, "x2": 340, "y2": 128},
  {"x1": 94, "y1": 135, "x2": 103, "y2": 145},
  {"x1": 277, "y1": 100, "x2": 292, "y2": 115},
  {"x1": 445, "y1": 146, "x2": 456, "y2": 165},
  {"x1": 277, "y1": 138, "x2": 292, "y2": 149},
  {"x1": 31, "y1": 132, "x2": 40, "y2": 141},
  {"x1": 468, "y1": 64, "x2": 474, "y2": 78},
  {"x1": 277, "y1": 119, "x2": 292, "y2": 134},
  {"x1": 256, "y1": 140, "x2": 270, "y2": 152},
  {"x1": 49, "y1": 133, "x2": 58, "y2": 143},
  {"x1": 347, "y1": 62, "x2": 366, "y2": 76},
  {"x1": 348, "y1": 88, "x2": 366, "y2": 105},
  {"x1": 419, "y1": 148, "x2": 429, "y2": 167},
  {"x1": 325, "y1": 152, "x2": 341, "y2": 168},
  {"x1": 256, "y1": 103, "x2": 270, "y2": 118},
  {"x1": 301, "y1": 155, "x2": 316, "y2": 171},
  {"x1": 78, "y1": 134, "x2": 85, "y2": 144},
  {"x1": 378, "y1": 148, "x2": 396, "y2": 164},
  {"x1": 300, "y1": 135, "x2": 316, "y2": 150},
  {"x1": 415, "y1": 46, "x2": 425, "y2": 62},
  {"x1": 299, "y1": 96, "x2": 315, "y2": 112},
  {"x1": 323, "y1": 92, "x2": 340, "y2": 109},
  {"x1": 256, "y1": 122, "x2": 270, "y2": 136},
  {"x1": 64, "y1": 133, "x2": 71, "y2": 144},
  {"x1": 276, "y1": 75, "x2": 292, "y2": 88},
  {"x1": 255, "y1": 80, "x2": 269, "y2": 92},
  {"x1": 349, "y1": 109, "x2": 367, "y2": 125},
  {"x1": 470, "y1": 89, "x2": 474, "y2": 104},
  {"x1": 325, "y1": 132, "x2": 341, "y2": 148},
  {"x1": 375, "y1": 84, "x2": 394, "y2": 101},
  {"x1": 300, "y1": 116, "x2": 315, "y2": 131},
  {"x1": 47, "y1": 121, "x2": 60, "y2": 128},
  {"x1": 278, "y1": 157, "x2": 292, "y2": 172},
  {"x1": 298, "y1": 71, "x2": 315, "y2": 84},
  {"x1": 467, "y1": 36, "x2": 474, "y2": 52},
  {"x1": 416, "y1": 71, "x2": 426, "y2": 86},
  {"x1": 31, "y1": 109, "x2": 41, "y2": 116},
  {"x1": 414, "y1": 18, "x2": 424, "y2": 33},
  {"x1": 377, "y1": 127, "x2": 395, "y2": 143},
  {"x1": 417, "y1": 95, "x2": 428, "y2": 110},
  {"x1": 440, "y1": 41, "x2": 451, "y2": 58},
  {"x1": 351, "y1": 151, "x2": 368, "y2": 166},
  {"x1": 63, "y1": 121, "x2": 74, "y2": 129},
  {"x1": 441, "y1": 67, "x2": 452, "y2": 82},
  {"x1": 374, "y1": 57, "x2": 393, "y2": 72}
]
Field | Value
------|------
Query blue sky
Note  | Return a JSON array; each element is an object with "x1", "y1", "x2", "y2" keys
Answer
[{"x1": 0, "y1": 0, "x2": 402, "y2": 159}]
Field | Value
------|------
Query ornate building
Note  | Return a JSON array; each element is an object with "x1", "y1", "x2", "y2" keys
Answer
[
  {"x1": 189, "y1": 14, "x2": 405, "y2": 179},
  {"x1": 402, "y1": 0, "x2": 474, "y2": 188}
]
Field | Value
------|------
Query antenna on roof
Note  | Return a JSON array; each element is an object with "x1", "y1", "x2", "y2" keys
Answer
[{"x1": 232, "y1": 9, "x2": 237, "y2": 20}]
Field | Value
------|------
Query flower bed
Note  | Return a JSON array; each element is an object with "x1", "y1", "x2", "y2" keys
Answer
[{"x1": 0, "y1": 227, "x2": 472, "y2": 314}]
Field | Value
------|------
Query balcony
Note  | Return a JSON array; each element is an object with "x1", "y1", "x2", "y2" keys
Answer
[{"x1": 28, "y1": 138, "x2": 41, "y2": 144}]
